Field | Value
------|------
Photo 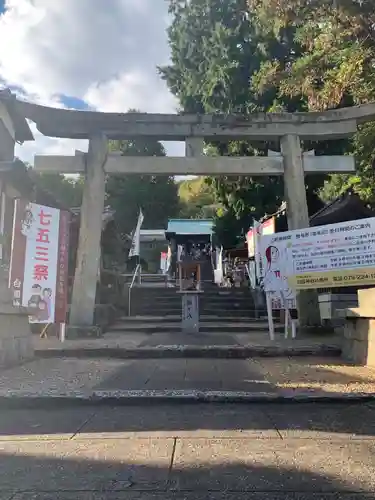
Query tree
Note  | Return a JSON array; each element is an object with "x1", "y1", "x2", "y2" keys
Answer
[
  {"x1": 31, "y1": 172, "x2": 84, "y2": 208},
  {"x1": 160, "y1": 0, "x2": 326, "y2": 247},
  {"x1": 106, "y1": 139, "x2": 180, "y2": 237},
  {"x1": 249, "y1": 0, "x2": 375, "y2": 203},
  {"x1": 249, "y1": 0, "x2": 375, "y2": 110},
  {"x1": 178, "y1": 176, "x2": 220, "y2": 218}
]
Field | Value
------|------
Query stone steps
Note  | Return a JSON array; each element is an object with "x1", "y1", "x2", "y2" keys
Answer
[
  {"x1": 129, "y1": 288, "x2": 259, "y2": 320},
  {"x1": 129, "y1": 307, "x2": 260, "y2": 318},
  {"x1": 123, "y1": 315, "x2": 270, "y2": 322},
  {"x1": 109, "y1": 320, "x2": 279, "y2": 334},
  {"x1": 130, "y1": 288, "x2": 253, "y2": 297},
  {"x1": 36, "y1": 344, "x2": 342, "y2": 361},
  {"x1": 132, "y1": 287, "x2": 252, "y2": 295},
  {"x1": 136, "y1": 297, "x2": 254, "y2": 306},
  {"x1": 131, "y1": 301, "x2": 256, "y2": 309},
  {"x1": 123, "y1": 283, "x2": 261, "y2": 333}
]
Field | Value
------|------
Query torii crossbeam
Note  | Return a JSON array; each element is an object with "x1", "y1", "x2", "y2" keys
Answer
[{"x1": 34, "y1": 152, "x2": 355, "y2": 176}]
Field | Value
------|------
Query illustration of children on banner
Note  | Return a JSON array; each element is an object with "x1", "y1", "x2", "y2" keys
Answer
[{"x1": 27, "y1": 284, "x2": 52, "y2": 323}]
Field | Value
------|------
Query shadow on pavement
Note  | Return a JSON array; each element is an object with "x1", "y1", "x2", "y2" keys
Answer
[
  {"x1": 93, "y1": 357, "x2": 278, "y2": 392},
  {"x1": 91, "y1": 355, "x2": 375, "y2": 393},
  {"x1": 0, "y1": 448, "x2": 373, "y2": 497},
  {"x1": 0, "y1": 403, "x2": 375, "y2": 439}
]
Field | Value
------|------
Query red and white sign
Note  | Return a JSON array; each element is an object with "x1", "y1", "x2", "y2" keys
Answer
[
  {"x1": 160, "y1": 251, "x2": 168, "y2": 273},
  {"x1": 247, "y1": 217, "x2": 275, "y2": 257},
  {"x1": 9, "y1": 201, "x2": 70, "y2": 324}
]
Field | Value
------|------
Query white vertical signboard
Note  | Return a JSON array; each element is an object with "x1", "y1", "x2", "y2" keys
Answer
[{"x1": 129, "y1": 209, "x2": 144, "y2": 258}]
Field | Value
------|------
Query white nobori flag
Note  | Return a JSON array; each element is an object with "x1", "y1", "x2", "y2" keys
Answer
[{"x1": 128, "y1": 209, "x2": 144, "y2": 258}]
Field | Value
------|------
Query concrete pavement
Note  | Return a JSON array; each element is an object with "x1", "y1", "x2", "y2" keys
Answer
[
  {"x1": 33, "y1": 330, "x2": 342, "y2": 359},
  {"x1": 2, "y1": 357, "x2": 375, "y2": 405},
  {"x1": 0, "y1": 403, "x2": 374, "y2": 497}
]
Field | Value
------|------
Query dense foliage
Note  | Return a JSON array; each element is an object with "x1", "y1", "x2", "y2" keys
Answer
[
  {"x1": 160, "y1": 0, "x2": 375, "y2": 246},
  {"x1": 33, "y1": 139, "x2": 180, "y2": 238},
  {"x1": 250, "y1": 0, "x2": 375, "y2": 202},
  {"x1": 106, "y1": 139, "x2": 180, "y2": 236},
  {"x1": 32, "y1": 173, "x2": 84, "y2": 208},
  {"x1": 178, "y1": 176, "x2": 219, "y2": 219}
]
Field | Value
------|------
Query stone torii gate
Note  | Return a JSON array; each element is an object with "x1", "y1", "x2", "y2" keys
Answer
[{"x1": 2, "y1": 90, "x2": 375, "y2": 328}]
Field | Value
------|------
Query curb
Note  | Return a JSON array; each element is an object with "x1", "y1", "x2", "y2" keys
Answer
[
  {"x1": 35, "y1": 345, "x2": 342, "y2": 360},
  {"x1": 0, "y1": 390, "x2": 374, "y2": 409},
  {"x1": 108, "y1": 326, "x2": 284, "y2": 334}
]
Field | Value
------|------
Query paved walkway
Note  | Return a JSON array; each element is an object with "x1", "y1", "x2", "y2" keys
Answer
[
  {"x1": 33, "y1": 329, "x2": 341, "y2": 352},
  {"x1": 0, "y1": 403, "x2": 374, "y2": 497},
  {"x1": 2, "y1": 355, "x2": 375, "y2": 399}
]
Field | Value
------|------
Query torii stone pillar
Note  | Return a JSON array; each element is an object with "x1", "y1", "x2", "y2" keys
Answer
[
  {"x1": 186, "y1": 137, "x2": 204, "y2": 158},
  {"x1": 281, "y1": 134, "x2": 321, "y2": 326},
  {"x1": 0, "y1": 102, "x2": 33, "y2": 367},
  {"x1": 69, "y1": 133, "x2": 107, "y2": 326}
]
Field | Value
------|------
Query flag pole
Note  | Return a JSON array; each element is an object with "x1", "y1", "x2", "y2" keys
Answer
[
  {"x1": 128, "y1": 208, "x2": 144, "y2": 284},
  {"x1": 138, "y1": 208, "x2": 142, "y2": 281}
]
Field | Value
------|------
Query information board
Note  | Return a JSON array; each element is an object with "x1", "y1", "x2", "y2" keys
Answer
[{"x1": 260, "y1": 217, "x2": 375, "y2": 291}]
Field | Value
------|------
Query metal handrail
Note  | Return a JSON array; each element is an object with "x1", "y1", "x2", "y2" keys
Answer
[
  {"x1": 128, "y1": 263, "x2": 141, "y2": 316},
  {"x1": 244, "y1": 263, "x2": 251, "y2": 286}
]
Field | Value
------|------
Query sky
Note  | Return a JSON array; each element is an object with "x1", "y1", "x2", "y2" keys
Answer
[{"x1": 0, "y1": 0, "x2": 185, "y2": 161}]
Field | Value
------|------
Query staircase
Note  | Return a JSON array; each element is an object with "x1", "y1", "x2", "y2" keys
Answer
[{"x1": 108, "y1": 272, "x2": 271, "y2": 336}]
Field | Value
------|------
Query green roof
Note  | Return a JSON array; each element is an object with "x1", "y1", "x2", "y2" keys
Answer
[{"x1": 166, "y1": 219, "x2": 213, "y2": 236}]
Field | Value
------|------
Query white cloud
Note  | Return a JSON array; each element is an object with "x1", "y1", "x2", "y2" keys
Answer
[
  {"x1": 0, "y1": 0, "x2": 185, "y2": 159},
  {"x1": 85, "y1": 71, "x2": 178, "y2": 114},
  {"x1": 15, "y1": 124, "x2": 88, "y2": 165},
  {"x1": 0, "y1": 0, "x2": 173, "y2": 99}
]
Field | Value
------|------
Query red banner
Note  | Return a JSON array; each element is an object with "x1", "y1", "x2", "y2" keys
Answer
[
  {"x1": 247, "y1": 217, "x2": 275, "y2": 257},
  {"x1": 55, "y1": 210, "x2": 70, "y2": 324},
  {"x1": 9, "y1": 200, "x2": 70, "y2": 324}
]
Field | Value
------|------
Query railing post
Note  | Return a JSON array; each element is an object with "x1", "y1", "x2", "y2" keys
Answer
[{"x1": 128, "y1": 263, "x2": 141, "y2": 317}]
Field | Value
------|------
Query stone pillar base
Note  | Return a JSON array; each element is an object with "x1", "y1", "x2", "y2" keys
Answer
[
  {"x1": 342, "y1": 318, "x2": 375, "y2": 367},
  {"x1": 180, "y1": 292, "x2": 199, "y2": 334},
  {"x1": 65, "y1": 325, "x2": 103, "y2": 339},
  {"x1": 340, "y1": 288, "x2": 375, "y2": 366},
  {"x1": 0, "y1": 311, "x2": 33, "y2": 368}
]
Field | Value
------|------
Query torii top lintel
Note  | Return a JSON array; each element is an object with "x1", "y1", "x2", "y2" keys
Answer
[{"x1": 2, "y1": 89, "x2": 375, "y2": 143}]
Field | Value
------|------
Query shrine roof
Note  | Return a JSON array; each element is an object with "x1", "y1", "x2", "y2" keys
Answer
[
  {"x1": 166, "y1": 219, "x2": 213, "y2": 236},
  {"x1": 310, "y1": 189, "x2": 373, "y2": 227}
]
